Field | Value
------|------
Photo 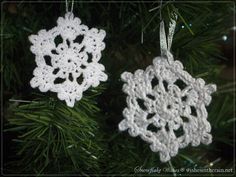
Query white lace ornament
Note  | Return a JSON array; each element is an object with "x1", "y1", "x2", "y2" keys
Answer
[
  {"x1": 29, "y1": 12, "x2": 107, "y2": 107},
  {"x1": 118, "y1": 17, "x2": 216, "y2": 162}
]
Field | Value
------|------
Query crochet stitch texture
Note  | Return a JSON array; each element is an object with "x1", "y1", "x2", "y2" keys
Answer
[
  {"x1": 119, "y1": 54, "x2": 216, "y2": 162},
  {"x1": 29, "y1": 12, "x2": 107, "y2": 107}
]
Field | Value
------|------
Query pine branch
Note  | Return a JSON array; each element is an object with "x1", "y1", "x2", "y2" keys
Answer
[{"x1": 5, "y1": 95, "x2": 105, "y2": 175}]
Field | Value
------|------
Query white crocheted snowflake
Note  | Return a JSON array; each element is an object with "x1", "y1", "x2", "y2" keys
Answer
[
  {"x1": 119, "y1": 55, "x2": 216, "y2": 162},
  {"x1": 29, "y1": 12, "x2": 107, "y2": 107}
]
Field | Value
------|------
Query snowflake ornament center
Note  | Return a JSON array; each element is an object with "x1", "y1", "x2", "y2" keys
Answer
[{"x1": 29, "y1": 12, "x2": 107, "y2": 107}]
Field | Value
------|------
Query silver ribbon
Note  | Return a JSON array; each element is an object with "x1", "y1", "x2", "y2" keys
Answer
[
  {"x1": 160, "y1": 14, "x2": 177, "y2": 62},
  {"x1": 66, "y1": 0, "x2": 74, "y2": 13}
]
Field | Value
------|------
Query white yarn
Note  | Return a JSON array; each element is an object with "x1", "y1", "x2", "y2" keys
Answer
[
  {"x1": 118, "y1": 16, "x2": 216, "y2": 162},
  {"x1": 119, "y1": 56, "x2": 216, "y2": 162},
  {"x1": 29, "y1": 12, "x2": 107, "y2": 107}
]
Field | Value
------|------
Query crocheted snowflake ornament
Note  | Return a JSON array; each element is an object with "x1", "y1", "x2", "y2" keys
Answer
[
  {"x1": 119, "y1": 53, "x2": 216, "y2": 162},
  {"x1": 29, "y1": 12, "x2": 107, "y2": 107},
  {"x1": 119, "y1": 55, "x2": 216, "y2": 162}
]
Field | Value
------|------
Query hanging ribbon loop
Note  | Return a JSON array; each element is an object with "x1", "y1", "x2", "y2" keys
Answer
[
  {"x1": 160, "y1": 14, "x2": 178, "y2": 62},
  {"x1": 65, "y1": 0, "x2": 74, "y2": 13}
]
